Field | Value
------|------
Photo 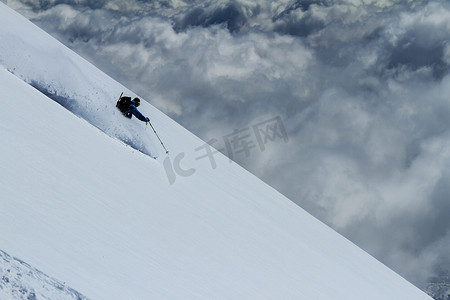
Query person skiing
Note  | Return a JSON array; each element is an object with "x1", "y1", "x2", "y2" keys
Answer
[
  {"x1": 116, "y1": 93, "x2": 169, "y2": 154},
  {"x1": 117, "y1": 96, "x2": 150, "y2": 123}
]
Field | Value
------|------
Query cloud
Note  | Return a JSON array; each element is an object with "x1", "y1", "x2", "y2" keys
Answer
[{"x1": 6, "y1": 0, "x2": 450, "y2": 289}]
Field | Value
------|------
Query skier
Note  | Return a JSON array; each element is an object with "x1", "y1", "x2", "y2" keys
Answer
[
  {"x1": 117, "y1": 96, "x2": 150, "y2": 123},
  {"x1": 116, "y1": 93, "x2": 169, "y2": 154}
]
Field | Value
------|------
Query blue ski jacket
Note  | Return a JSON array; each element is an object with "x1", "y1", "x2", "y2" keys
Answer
[{"x1": 125, "y1": 100, "x2": 149, "y2": 122}]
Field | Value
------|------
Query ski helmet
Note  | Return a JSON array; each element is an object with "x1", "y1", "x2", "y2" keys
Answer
[{"x1": 133, "y1": 97, "x2": 140, "y2": 106}]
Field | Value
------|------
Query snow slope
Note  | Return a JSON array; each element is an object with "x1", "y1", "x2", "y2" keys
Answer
[
  {"x1": 0, "y1": 249, "x2": 90, "y2": 300},
  {"x1": 0, "y1": 1, "x2": 157, "y2": 158},
  {"x1": 0, "y1": 3, "x2": 432, "y2": 300}
]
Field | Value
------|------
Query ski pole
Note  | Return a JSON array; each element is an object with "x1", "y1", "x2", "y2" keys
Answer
[
  {"x1": 148, "y1": 121, "x2": 169, "y2": 154},
  {"x1": 117, "y1": 92, "x2": 123, "y2": 103}
]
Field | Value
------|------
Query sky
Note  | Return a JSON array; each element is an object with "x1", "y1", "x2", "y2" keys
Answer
[{"x1": 3, "y1": 0, "x2": 450, "y2": 289}]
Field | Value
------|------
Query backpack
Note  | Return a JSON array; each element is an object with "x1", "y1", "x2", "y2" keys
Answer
[{"x1": 116, "y1": 96, "x2": 132, "y2": 115}]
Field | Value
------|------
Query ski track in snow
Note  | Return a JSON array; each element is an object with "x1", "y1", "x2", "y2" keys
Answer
[{"x1": 0, "y1": 1, "x2": 158, "y2": 158}]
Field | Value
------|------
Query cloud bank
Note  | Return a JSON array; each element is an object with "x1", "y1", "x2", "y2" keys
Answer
[{"x1": 5, "y1": 0, "x2": 450, "y2": 289}]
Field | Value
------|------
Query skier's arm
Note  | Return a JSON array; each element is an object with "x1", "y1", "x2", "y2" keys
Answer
[{"x1": 129, "y1": 106, "x2": 149, "y2": 122}]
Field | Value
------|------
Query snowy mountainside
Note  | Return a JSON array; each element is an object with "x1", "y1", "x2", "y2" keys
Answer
[
  {"x1": 0, "y1": 2, "x2": 158, "y2": 157},
  {"x1": 425, "y1": 276, "x2": 450, "y2": 300},
  {"x1": 0, "y1": 249, "x2": 90, "y2": 300},
  {"x1": 0, "y1": 2, "x2": 432, "y2": 300}
]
